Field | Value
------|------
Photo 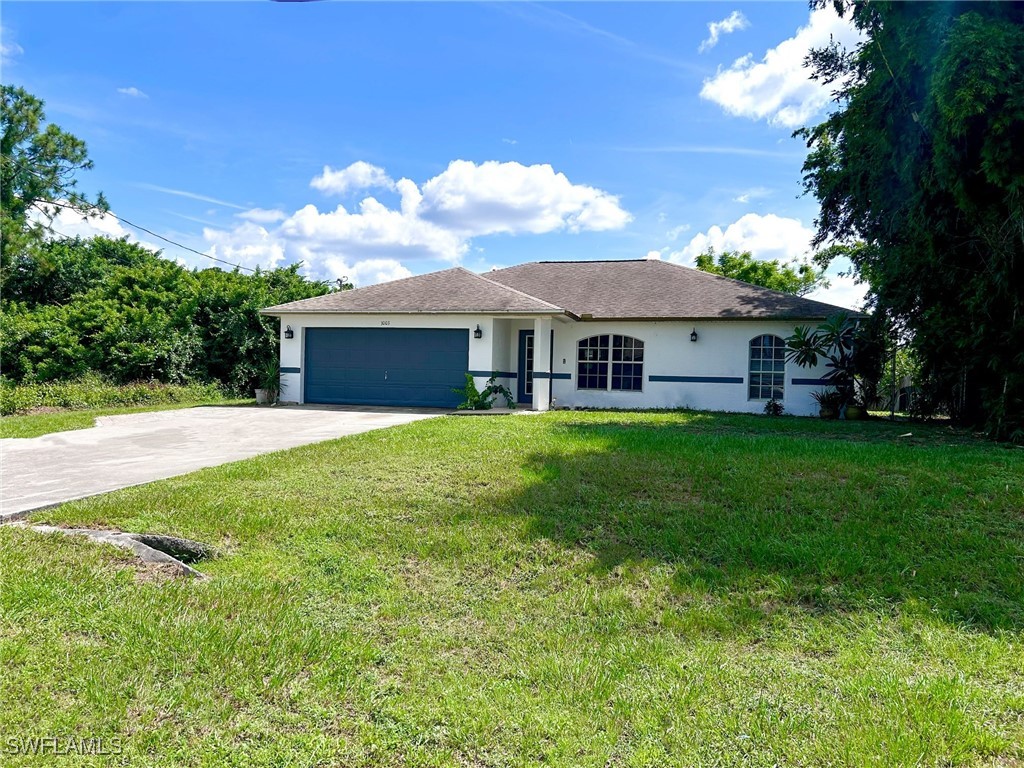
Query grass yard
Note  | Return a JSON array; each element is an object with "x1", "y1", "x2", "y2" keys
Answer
[
  {"x1": 0, "y1": 400, "x2": 253, "y2": 439},
  {"x1": 1, "y1": 411, "x2": 1022, "y2": 766}
]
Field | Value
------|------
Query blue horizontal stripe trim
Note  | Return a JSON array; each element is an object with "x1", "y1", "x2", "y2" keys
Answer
[
  {"x1": 469, "y1": 370, "x2": 517, "y2": 379},
  {"x1": 649, "y1": 375, "x2": 743, "y2": 384},
  {"x1": 792, "y1": 377, "x2": 830, "y2": 386},
  {"x1": 281, "y1": 367, "x2": 300, "y2": 374},
  {"x1": 532, "y1": 372, "x2": 572, "y2": 380}
]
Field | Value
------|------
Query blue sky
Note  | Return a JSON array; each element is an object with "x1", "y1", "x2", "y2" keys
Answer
[{"x1": 1, "y1": 1, "x2": 865, "y2": 308}]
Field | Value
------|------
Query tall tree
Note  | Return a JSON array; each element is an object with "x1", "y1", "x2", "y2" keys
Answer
[
  {"x1": 1, "y1": 85, "x2": 106, "y2": 284},
  {"x1": 695, "y1": 248, "x2": 828, "y2": 296},
  {"x1": 798, "y1": 1, "x2": 1024, "y2": 439}
]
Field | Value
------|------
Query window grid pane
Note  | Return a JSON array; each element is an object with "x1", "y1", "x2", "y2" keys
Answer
[
  {"x1": 578, "y1": 335, "x2": 644, "y2": 391},
  {"x1": 578, "y1": 335, "x2": 610, "y2": 389},
  {"x1": 610, "y1": 337, "x2": 643, "y2": 390},
  {"x1": 748, "y1": 335, "x2": 785, "y2": 400}
]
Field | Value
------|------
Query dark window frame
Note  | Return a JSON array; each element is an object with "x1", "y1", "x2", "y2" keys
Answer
[
  {"x1": 748, "y1": 334, "x2": 786, "y2": 401},
  {"x1": 577, "y1": 334, "x2": 644, "y2": 392}
]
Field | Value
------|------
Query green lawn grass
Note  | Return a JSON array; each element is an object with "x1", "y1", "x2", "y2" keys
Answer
[
  {"x1": 1, "y1": 411, "x2": 1022, "y2": 766},
  {"x1": 0, "y1": 399, "x2": 253, "y2": 439}
]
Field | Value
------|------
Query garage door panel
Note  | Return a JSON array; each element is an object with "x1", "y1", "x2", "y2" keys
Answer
[{"x1": 304, "y1": 327, "x2": 469, "y2": 407}]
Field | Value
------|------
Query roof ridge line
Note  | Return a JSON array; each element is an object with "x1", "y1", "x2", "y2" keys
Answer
[
  {"x1": 654, "y1": 258, "x2": 842, "y2": 306},
  {"x1": 536, "y1": 259, "x2": 647, "y2": 264},
  {"x1": 458, "y1": 266, "x2": 565, "y2": 312},
  {"x1": 258, "y1": 266, "x2": 466, "y2": 312},
  {"x1": 343, "y1": 265, "x2": 464, "y2": 294}
]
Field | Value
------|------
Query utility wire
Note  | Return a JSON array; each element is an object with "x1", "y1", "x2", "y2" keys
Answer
[
  {"x1": 3, "y1": 155, "x2": 258, "y2": 273},
  {"x1": 35, "y1": 199, "x2": 258, "y2": 273}
]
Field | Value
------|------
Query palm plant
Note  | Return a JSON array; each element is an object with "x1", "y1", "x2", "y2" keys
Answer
[{"x1": 787, "y1": 313, "x2": 862, "y2": 416}]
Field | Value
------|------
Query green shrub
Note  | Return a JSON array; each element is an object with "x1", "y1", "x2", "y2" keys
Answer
[
  {"x1": 0, "y1": 374, "x2": 226, "y2": 416},
  {"x1": 453, "y1": 373, "x2": 516, "y2": 411}
]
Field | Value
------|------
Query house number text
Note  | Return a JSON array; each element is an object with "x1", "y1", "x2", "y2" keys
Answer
[{"x1": 380, "y1": 320, "x2": 391, "y2": 326}]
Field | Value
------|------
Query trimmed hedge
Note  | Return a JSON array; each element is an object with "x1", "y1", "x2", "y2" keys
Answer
[{"x1": 0, "y1": 374, "x2": 226, "y2": 416}]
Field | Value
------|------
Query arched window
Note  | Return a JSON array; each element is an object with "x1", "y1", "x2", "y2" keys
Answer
[
  {"x1": 578, "y1": 335, "x2": 644, "y2": 391},
  {"x1": 749, "y1": 334, "x2": 785, "y2": 400}
]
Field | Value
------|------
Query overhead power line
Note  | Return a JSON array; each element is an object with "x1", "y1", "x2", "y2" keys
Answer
[
  {"x1": 36, "y1": 199, "x2": 257, "y2": 273},
  {"x1": 2, "y1": 154, "x2": 258, "y2": 273}
]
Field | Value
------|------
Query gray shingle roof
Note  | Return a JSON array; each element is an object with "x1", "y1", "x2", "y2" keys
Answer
[
  {"x1": 263, "y1": 259, "x2": 855, "y2": 320},
  {"x1": 487, "y1": 260, "x2": 852, "y2": 320},
  {"x1": 262, "y1": 267, "x2": 563, "y2": 314}
]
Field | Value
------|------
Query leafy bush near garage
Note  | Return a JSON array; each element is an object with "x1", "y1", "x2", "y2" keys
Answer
[
  {"x1": 0, "y1": 373, "x2": 226, "y2": 416},
  {"x1": 0, "y1": 236, "x2": 331, "y2": 396},
  {"x1": 454, "y1": 373, "x2": 516, "y2": 410}
]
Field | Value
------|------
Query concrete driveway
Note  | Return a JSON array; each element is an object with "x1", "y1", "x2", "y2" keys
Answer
[{"x1": 0, "y1": 405, "x2": 444, "y2": 519}]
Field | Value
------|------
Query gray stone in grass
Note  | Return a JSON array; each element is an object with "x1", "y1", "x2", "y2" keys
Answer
[{"x1": 25, "y1": 525, "x2": 213, "y2": 579}]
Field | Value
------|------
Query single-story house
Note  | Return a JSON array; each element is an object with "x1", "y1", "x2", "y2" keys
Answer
[{"x1": 261, "y1": 259, "x2": 846, "y2": 415}]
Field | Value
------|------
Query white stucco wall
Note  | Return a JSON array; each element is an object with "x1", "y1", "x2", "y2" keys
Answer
[
  {"x1": 274, "y1": 313, "x2": 832, "y2": 415},
  {"x1": 547, "y1": 319, "x2": 830, "y2": 416},
  {"x1": 491, "y1": 319, "x2": 513, "y2": 376}
]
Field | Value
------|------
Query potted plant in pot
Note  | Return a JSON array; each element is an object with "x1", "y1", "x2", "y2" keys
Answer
[
  {"x1": 811, "y1": 388, "x2": 842, "y2": 419},
  {"x1": 845, "y1": 402, "x2": 866, "y2": 420},
  {"x1": 787, "y1": 312, "x2": 881, "y2": 420},
  {"x1": 255, "y1": 360, "x2": 280, "y2": 405}
]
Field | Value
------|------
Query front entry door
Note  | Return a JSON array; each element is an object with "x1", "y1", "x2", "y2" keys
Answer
[{"x1": 517, "y1": 330, "x2": 534, "y2": 405}]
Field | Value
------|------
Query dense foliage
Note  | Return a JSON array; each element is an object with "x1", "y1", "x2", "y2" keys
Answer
[
  {"x1": 798, "y1": 1, "x2": 1024, "y2": 439},
  {"x1": 695, "y1": 248, "x2": 827, "y2": 296},
  {"x1": 1, "y1": 236, "x2": 330, "y2": 394}
]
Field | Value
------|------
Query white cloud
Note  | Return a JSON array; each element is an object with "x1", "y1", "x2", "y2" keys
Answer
[
  {"x1": 700, "y1": 5, "x2": 861, "y2": 127},
  {"x1": 117, "y1": 86, "x2": 148, "y2": 99},
  {"x1": 665, "y1": 223, "x2": 691, "y2": 241},
  {"x1": 347, "y1": 258, "x2": 414, "y2": 286},
  {"x1": 237, "y1": 208, "x2": 286, "y2": 224},
  {"x1": 807, "y1": 271, "x2": 868, "y2": 312},
  {"x1": 1, "y1": 25, "x2": 23, "y2": 64},
  {"x1": 733, "y1": 186, "x2": 771, "y2": 204},
  {"x1": 38, "y1": 206, "x2": 129, "y2": 240},
  {"x1": 699, "y1": 11, "x2": 749, "y2": 53},
  {"x1": 31, "y1": 204, "x2": 160, "y2": 252},
  {"x1": 419, "y1": 160, "x2": 632, "y2": 235},
  {"x1": 310, "y1": 161, "x2": 394, "y2": 195},
  {"x1": 669, "y1": 212, "x2": 868, "y2": 310},
  {"x1": 135, "y1": 183, "x2": 245, "y2": 210},
  {"x1": 645, "y1": 250, "x2": 663, "y2": 260},
  {"x1": 203, "y1": 222, "x2": 286, "y2": 271},
  {"x1": 200, "y1": 159, "x2": 631, "y2": 285},
  {"x1": 502, "y1": 138, "x2": 518, "y2": 145},
  {"x1": 669, "y1": 212, "x2": 815, "y2": 265},
  {"x1": 279, "y1": 197, "x2": 467, "y2": 263}
]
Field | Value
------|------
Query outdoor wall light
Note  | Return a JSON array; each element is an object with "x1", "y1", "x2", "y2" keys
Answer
[
  {"x1": 284, "y1": 326, "x2": 295, "y2": 339},
  {"x1": 474, "y1": 324, "x2": 484, "y2": 339},
  {"x1": 690, "y1": 328, "x2": 699, "y2": 343}
]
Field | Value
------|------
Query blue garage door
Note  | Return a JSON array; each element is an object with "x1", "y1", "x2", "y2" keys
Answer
[{"x1": 304, "y1": 327, "x2": 469, "y2": 407}]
